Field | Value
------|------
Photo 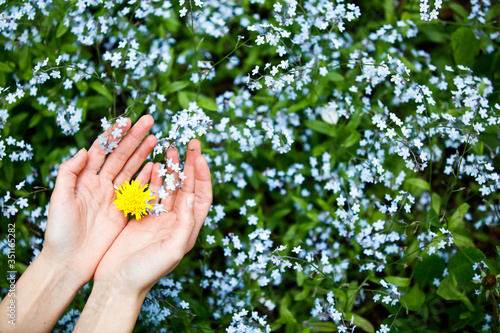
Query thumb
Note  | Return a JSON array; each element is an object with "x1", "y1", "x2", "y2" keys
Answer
[
  {"x1": 170, "y1": 193, "x2": 197, "y2": 254},
  {"x1": 52, "y1": 148, "x2": 88, "y2": 202}
]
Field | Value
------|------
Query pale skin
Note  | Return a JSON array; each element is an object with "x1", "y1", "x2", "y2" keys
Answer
[{"x1": 0, "y1": 115, "x2": 212, "y2": 332}]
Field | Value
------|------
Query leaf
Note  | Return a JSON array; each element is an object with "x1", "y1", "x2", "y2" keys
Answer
[
  {"x1": 28, "y1": 113, "x2": 42, "y2": 128},
  {"x1": 448, "y1": 203, "x2": 469, "y2": 232},
  {"x1": 436, "y1": 275, "x2": 460, "y2": 300},
  {"x1": 309, "y1": 322, "x2": 336, "y2": 332},
  {"x1": 452, "y1": 233, "x2": 475, "y2": 249},
  {"x1": 279, "y1": 299, "x2": 297, "y2": 325},
  {"x1": 431, "y1": 193, "x2": 441, "y2": 214},
  {"x1": 385, "y1": 276, "x2": 411, "y2": 287},
  {"x1": 286, "y1": 98, "x2": 309, "y2": 113},
  {"x1": 167, "y1": 80, "x2": 191, "y2": 94},
  {"x1": 448, "y1": 248, "x2": 485, "y2": 283},
  {"x1": 345, "y1": 281, "x2": 358, "y2": 313},
  {"x1": 451, "y1": 27, "x2": 479, "y2": 68},
  {"x1": 345, "y1": 313, "x2": 375, "y2": 333},
  {"x1": 178, "y1": 91, "x2": 190, "y2": 109},
  {"x1": 448, "y1": 3, "x2": 469, "y2": 19},
  {"x1": 56, "y1": 22, "x2": 69, "y2": 38},
  {"x1": 384, "y1": 0, "x2": 395, "y2": 22},
  {"x1": 483, "y1": 259, "x2": 500, "y2": 275},
  {"x1": 327, "y1": 71, "x2": 344, "y2": 82},
  {"x1": 414, "y1": 255, "x2": 445, "y2": 286},
  {"x1": 178, "y1": 91, "x2": 217, "y2": 111},
  {"x1": 437, "y1": 276, "x2": 474, "y2": 311},
  {"x1": 401, "y1": 286, "x2": 425, "y2": 311},
  {"x1": 196, "y1": 94, "x2": 218, "y2": 111},
  {"x1": 305, "y1": 120, "x2": 337, "y2": 137},
  {"x1": 406, "y1": 178, "x2": 430, "y2": 191},
  {"x1": 0, "y1": 61, "x2": 15, "y2": 73},
  {"x1": 342, "y1": 131, "x2": 360, "y2": 148},
  {"x1": 90, "y1": 81, "x2": 113, "y2": 101}
]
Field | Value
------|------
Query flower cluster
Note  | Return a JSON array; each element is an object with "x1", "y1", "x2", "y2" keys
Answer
[{"x1": 1, "y1": 0, "x2": 499, "y2": 331}]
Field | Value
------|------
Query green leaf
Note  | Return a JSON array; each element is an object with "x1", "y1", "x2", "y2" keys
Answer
[
  {"x1": 28, "y1": 113, "x2": 42, "y2": 128},
  {"x1": 384, "y1": 0, "x2": 395, "y2": 22},
  {"x1": 414, "y1": 255, "x2": 445, "y2": 286},
  {"x1": 178, "y1": 91, "x2": 190, "y2": 109},
  {"x1": 437, "y1": 276, "x2": 474, "y2": 311},
  {"x1": 451, "y1": 27, "x2": 480, "y2": 68},
  {"x1": 296, "y1": 271, "x2": 307, "y2": 287},
  {"x1": 342, "y1": 131, "x2": 360, "y2": 148},
  {"x1": 0, "y1": 61, "x2": 15, "y2": 73},
  {"x1": 279, "y1": 299, "x2": 297, "y2": 325},
  {"x1": 196, "y1": 94, "x2": 218, "y2": 111},
  {"x1": 452, "y1": 233, "x2": 475, "y2": 249},
  {"x1": 56, "y1": 22, "x2": 69, "y2": 38},
  {"x1": 401, "y1": 286, "x2": 425, "y2": 311},
  {"x1": 177, "y1": 91, "x2": 217, "y2": 111},
  {"x1": 431, "y1": 193, "x2": 441, "y2": 214},
  {"x1": 167, "y1": 80, "x2": 191, "y2": 94},
  {"x1": 448, "y1": 248, "x2": 485, "y2": 283},
  {"x1": 345, "y1": 111, "x2": 363, "y2": 132},
  {"x1": 309, "y1": 322, "x2": 336, "y2": 332},
  {"x1": 448, "y1": 3, "x2": 469, "y2": 19},
  {"x1": 346, "y1": 313, "x2": 375, "y2": 333},
  {"x1": 406, "y1": 178, "x2": 430, "y2": 191},
  {"x1": 436, "y1": 275, "x2": 461, "y2": 300},
  {"x1": 90, "y1": 81, "x2": 113, "y2": 101},
  {"x1": 345, "y1": 281, "x2": 358, "y2": 313},
  {"x1": 385, "y1": 276, "x2": 411, "y2": 287},
  {"x1": 448, "y1": 203, "x2": 469, "y2": 232},
  {"x1": 483, "y1": 259, "x2": 500, "y2": 275},
  {"x1": 286, "y1": 98, "x2": 310, "y2": 113},
  {"x1": 305, "y1": 120, "x2": 336, "y2": 137},
  {"x1": 327, "y1": 71, "x2": 344, "y2": 82}
]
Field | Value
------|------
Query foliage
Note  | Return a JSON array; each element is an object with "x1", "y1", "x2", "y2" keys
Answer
[{"x1": 1, "y1": 0, "x2": 500, "y2": 332}]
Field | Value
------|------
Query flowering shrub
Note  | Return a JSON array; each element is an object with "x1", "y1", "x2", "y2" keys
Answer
[{"x1": 1, "y1": 0, "x2": 500, "y2": 332}]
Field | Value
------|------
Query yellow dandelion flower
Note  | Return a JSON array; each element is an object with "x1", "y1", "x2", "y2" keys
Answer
[{"x1": 113, "y1": 180, "x2": 156, "y2": 220}]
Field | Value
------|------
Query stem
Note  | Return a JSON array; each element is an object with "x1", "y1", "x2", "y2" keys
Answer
[{"x1": 491, "y1": 293, "x2": 499, "y2": 328}]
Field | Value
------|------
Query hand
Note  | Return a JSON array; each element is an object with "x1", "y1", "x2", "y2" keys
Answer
[
  {"x1": 40, "y1": 115, "x2": 158, "y2": 286},
  {"x1": 93, "y1": 139, "x2": 212, "y2": 296}
]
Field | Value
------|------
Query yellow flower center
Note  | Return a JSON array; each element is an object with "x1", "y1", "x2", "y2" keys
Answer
[{"x1": 113, "y1": 180, "x2": 156, "y2": 220}]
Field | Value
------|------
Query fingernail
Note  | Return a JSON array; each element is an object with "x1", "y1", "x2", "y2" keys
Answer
[{"x1": 187, "y1": 194, "x2": 195, "y2": 208}]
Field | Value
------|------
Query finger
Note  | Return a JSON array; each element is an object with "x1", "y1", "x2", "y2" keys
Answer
[
  {"x1": 168, "y1": 192, "x2": 197, "y2": 254},
  {"x1": 82, "y1": 118, "x2": 132, "y2": 174},
  {"x1": 188, "y1": 155, "x2": 212, "y2": 248},
  {"x1": 182, "y1": 139, "x2": 201, "y2": 193},
  {"x1": 135, "y1": 161, "x2": 154, "y2": 186},
  {"x1": 162, "y1": 147, "x2": 180, "y2": 211},
  {"x1": 148, "y1": 163, "x2": 164, "y2": 206},
  {"x1": 52, "y1": 148, "x2": 88, "y2": 202},
  {"x1": 98, "y1": 115, "x2": 155, "y2": 181},
  {"x1": 112, "y1": 134, "x2": 158, "y2": 186}
]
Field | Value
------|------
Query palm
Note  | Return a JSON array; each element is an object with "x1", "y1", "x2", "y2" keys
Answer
[
  {"x1": 45, "y1": 174, "x2": 126, "y2": 280},
  {"x1": 94, "y1": 140, "x2": 212, "y2": 294},
  {"x1": 41, "y1": 116, "x2": 158, "y2": 284},
  {"x1": 94, "y1": 214, "x2": 177, "y2": 291}
]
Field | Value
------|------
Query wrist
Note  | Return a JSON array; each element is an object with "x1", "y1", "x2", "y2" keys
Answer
[
  {"x1": 91, "y1": 278, "x2": 149, "y2": 302},
  {"x1": 36, "y1": 249, "x2": 87, "y2": 291},
  {"x1": 0, "y1": 250, "x2": 86, "y2": 332},
  {"x1": 74, "y1": 280, "x2": 147, "y2": 333}
]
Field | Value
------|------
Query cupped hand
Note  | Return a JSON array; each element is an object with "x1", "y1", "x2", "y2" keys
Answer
[
  {"x1": 93, "y1": 139, "x2": 212, "y2": 295},
  {"x1": 41, "y1": 115, "x2": 158, "y2": 285}
]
